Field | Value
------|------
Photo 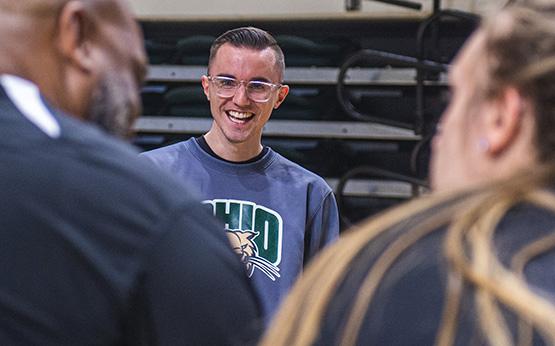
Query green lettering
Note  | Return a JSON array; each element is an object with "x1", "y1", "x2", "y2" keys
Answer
[
  {"x1": 241, "y1": 203, "x2": 254, "y2": 231},
  {"x1": 214, "y1": 201, "x2": 241, "y2": 230},
  {"x1": 254, "y1": 208, "x2": 280, "y2": 263}
]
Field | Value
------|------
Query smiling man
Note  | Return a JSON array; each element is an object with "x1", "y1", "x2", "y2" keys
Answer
[{"x1": 142, "y1": 26, "x2": 340, "y2": 320}]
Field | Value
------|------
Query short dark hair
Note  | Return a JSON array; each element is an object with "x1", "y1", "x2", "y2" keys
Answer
[{"x1": 208, "y1": 26, "x2": 285, "y2": 81}]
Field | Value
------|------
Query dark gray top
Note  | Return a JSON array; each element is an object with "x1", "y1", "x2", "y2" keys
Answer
[
  {"x1": 0, "y1": 75, "x2": 261, "y2": 345},
  {"x1": 142, "y1": 137, "x2": 340, "y2": 320}
]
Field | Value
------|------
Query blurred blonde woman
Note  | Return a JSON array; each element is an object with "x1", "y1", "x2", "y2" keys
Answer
[{"x1": 261, "y1": 0, "x2": 555, "y2": 345}]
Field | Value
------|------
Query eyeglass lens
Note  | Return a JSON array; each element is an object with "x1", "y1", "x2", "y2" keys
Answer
[{"x1": 211, "y1": 77, "x2": 276, "y2": 102}]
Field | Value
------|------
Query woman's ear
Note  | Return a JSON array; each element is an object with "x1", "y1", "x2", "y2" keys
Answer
[{"x1": 483, "y1": 87, "x2": 525, "y2": 156}]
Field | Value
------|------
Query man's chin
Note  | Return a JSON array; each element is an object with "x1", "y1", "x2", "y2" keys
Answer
[{"x1": 89, "y1": 112, "x2": 135, "y2": 139}]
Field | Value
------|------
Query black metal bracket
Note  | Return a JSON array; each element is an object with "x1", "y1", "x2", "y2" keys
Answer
[
  {"x1": 414, "y1": 8, "x2": 479, "y2": 133},
  {"x1": 335, "y1": 166, "x2": 428, "y2": 228},
  {"x1": 336, "y1": 49, "x2": 448, "y2": 129},
  {"x1": 340, "y1": 0, "x2": 479, "y2": 133}
]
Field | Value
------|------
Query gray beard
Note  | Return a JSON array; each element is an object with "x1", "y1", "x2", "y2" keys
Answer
[{"x1": 87, "y1": 75, "x2": 136, "y2": 139}]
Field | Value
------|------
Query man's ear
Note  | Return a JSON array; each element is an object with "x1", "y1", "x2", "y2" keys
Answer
[
  {"x1": 55, "y1": 1, "x2": 96, "y2": 73},
  {"x1": 201, "y1": 75, "x2": 210, "y2": 100},
  {"x1": 485, "y1": 87, "x2": 525, "y2": 156},
  {"x1": 273, "y1": 84, "x2": 289, "y2": 109}
]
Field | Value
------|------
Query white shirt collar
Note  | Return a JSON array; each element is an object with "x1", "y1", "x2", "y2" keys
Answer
[{"x1": 0, "y1": 74, "x2": 61, "y2": 138}]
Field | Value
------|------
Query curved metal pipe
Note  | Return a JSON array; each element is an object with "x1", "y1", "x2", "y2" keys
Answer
[
  {"x1": 336, "y1": 49, "x2": 448, "y2": 128},
  {"x1": 414, "y1": 9, "x2": 479, "y2": 133},
  {"x1": 335, "y1": 165, "x2": 428, "y2": 228}
]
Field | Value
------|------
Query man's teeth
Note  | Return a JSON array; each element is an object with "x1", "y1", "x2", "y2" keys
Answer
[{"x1": 228, "y1": 111, "x2": 254, "y2": 120}]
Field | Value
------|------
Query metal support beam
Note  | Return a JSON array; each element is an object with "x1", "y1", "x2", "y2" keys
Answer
[{"x1": 134, "y1": 117, "x2": 421, "y2": 141}]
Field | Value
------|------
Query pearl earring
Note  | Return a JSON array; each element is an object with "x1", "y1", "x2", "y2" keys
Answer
[{"x1": 478, "y1": 138, "x2": 490, "y2": 152}]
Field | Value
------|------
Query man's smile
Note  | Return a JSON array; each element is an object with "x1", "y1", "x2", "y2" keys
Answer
[{"x1": 227, "y1": 110, "x2": 255, "y2": 124}]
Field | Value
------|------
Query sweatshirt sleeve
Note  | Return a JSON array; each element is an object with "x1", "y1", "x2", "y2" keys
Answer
[{"x1": 303, "y1": 190, "x2": 340, "y2": 266}]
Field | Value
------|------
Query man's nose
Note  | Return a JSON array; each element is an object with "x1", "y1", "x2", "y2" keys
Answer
[{"x1": 233, "y1": 83, "x2": 251, "y2": 105}]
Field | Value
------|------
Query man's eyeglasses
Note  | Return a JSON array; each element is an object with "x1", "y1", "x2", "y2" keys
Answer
[{"x1": 207, "y1": 76, "x2": 282, "y2": 103}]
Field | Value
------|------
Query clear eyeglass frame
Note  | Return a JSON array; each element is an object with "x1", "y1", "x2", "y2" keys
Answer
[{"x1": 207, "y1": 75, "x2": 282, "y2": 103}]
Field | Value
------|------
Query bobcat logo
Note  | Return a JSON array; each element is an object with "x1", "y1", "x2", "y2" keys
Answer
[
  {"x1": 226, "y1": 229, "x2": 281, "y2": 281},
  {"x1": 203, "y1": 199, "x2": 283, "y2": 282}
]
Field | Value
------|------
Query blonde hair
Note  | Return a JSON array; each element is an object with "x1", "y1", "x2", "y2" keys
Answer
[{"x1": 261, "y1": 165, "x2": 555, "y2": 346}]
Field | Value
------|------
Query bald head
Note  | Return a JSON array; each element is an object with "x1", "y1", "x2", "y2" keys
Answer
[
  {"x1": 0, "y1": 0, "x2": 147, "y2": 137},
  {"x1": 0, "y1": 0, "x2": 63, "y2": 14},
  {"x1": 0, "y1": 0, "x2": 128, "y2": 22}
]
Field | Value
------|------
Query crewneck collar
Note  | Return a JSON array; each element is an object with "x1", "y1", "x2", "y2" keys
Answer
[
  {"x1": 195, "y1": 135, "x2": 269, "y2": 164},
  {"x1": 187, "y1": 137, "x2": 277, "y2": 176}
]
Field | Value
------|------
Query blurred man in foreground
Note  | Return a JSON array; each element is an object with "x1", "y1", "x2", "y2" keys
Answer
[{"x1": 0, "y1": 0, "x2": 260, "y2": 344}]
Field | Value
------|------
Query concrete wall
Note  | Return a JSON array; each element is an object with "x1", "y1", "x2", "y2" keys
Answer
[{"x1": 129, "y1": 0, "x2": 507, "y2": 20}]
